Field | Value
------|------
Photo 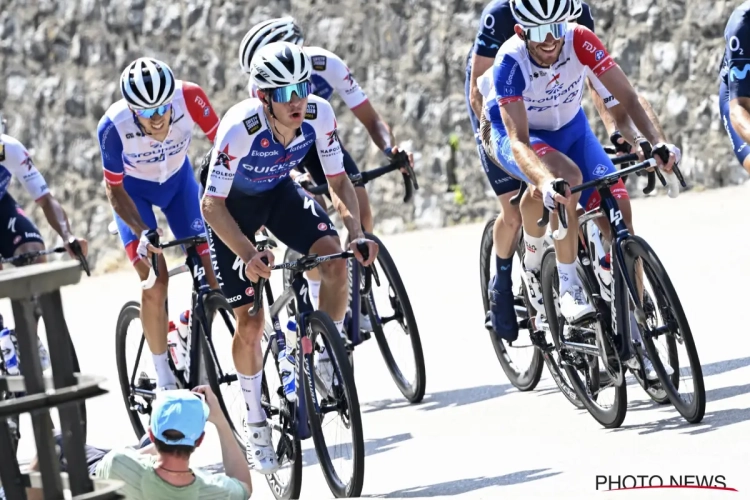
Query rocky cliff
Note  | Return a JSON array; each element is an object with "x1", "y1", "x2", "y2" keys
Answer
[{"x1": 0, "y1": 0, "x2": 741, "y2": 272}]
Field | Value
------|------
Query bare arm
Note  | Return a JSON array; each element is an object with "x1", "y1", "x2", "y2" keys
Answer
[
  {"x1": 730, "y1": 97, "x2": 750, "y2": 165},
  {"x1": 327, "y1": 174, "x2": 365, "y2": 241},
  {"x1": 598, "y1": 66, "x2": 666, "y2": 145},
  {"x1": 587, "y1": 77, "x2": 618, "y2": 135},
  {"x1": 36, "y1": 194, "x2": 72, "y2": 241},
  {"x1": 469, "y1": 54, "x2": 495, "y2": 119},
  {"x1": 500, "y1": 100, "x2": 554, "y2": 186},
  {"x1": 639, "y1": 93, "x2": 666, "y2": 138},
  {"x1": 105, "y1": 183, "x2": 150, "y2": 235},
  {"x1": 350, "y1": 100, "x2": 394, "y2": 152},
  {"x1": 200, "y1": 195, "x2": 256, "y2": 263}
]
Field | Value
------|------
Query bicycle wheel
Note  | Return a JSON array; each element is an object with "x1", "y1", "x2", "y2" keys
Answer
[
  {"x1": 199, "y1": 292, "x2": 245, "y2": 446},
  {"x1": 621, "y1": 236, "x2": 705, "y2": 423},
  {"x1": 260, "y1": 327, "x2": 303, "y2": 500},
  {"x1": 479, "y1": 216, "x2": 544, "y2": 391},
  {"x1": 541, "y1": 247, "x2": 627, "y2": 429},
  {"x1": 629, "y1": 290, "x2": 670, "y2": 405},
  {"x1": 365, "y1": 232, "x2": 426, "y2": 403},
  {"x1": 115, "y1": 301, "x2": 151, "y2": 440},
  {"x1": 303, "y1": 310, "x2": 364, "y2": 498}
]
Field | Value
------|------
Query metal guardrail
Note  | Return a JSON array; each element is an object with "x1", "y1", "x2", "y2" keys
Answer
[{"x1": 0, "y1": 261, "x2": 124, "y2": 499}]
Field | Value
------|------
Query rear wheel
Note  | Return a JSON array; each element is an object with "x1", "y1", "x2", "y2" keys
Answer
[
  {"x1": 479, "y1": 216, "x2": 544, "y2": 391},
  {"x1": 115, "y1": 301, "x2": 151, "y2": 440}
]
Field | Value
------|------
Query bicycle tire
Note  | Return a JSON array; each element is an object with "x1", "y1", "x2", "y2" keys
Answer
[
  {"x1": 479, "y1": 216, "x2": 544, "y2": 391},
  {"x1": 621, "y1": 236, "x2": 705, "y2": 423},
  {"x1": 365, "y1": 232, "x2": 426, "y2": 403},
  {"x1": 541, "y1": 247, "x2": 627, "y2": 428},
  {"x1": 115, "y1": 301, "x2": 148, "y2": 440},
  {"x1": 629, "y1": 290, "x2": 670, "y2": 405},
  {"x1": 303, "y1": 310, "x2": 365, "y2": 498},
  {"x1": 200, "y1": 292, "x2": 245, "y2": 446},
  {"x1": 261, "y1": 326, "x2": 302, "y2": 500}
]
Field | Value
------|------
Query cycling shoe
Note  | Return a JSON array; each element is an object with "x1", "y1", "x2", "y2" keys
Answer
[{"x1": 488, "y1": 279, "x2": 519, "y2": 342}]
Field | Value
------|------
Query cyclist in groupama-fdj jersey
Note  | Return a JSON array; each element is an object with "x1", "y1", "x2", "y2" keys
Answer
[
  {"x1": 720, "y1": 0, "x2": 750, "y2": 172},
  {"x1": 200, "y1": 41, "x2": 378, "y2": 474},
  {"x1": 97, "y1": 57, "x2": 221, "y2": 392},
  {"x1": 487, "y1": 0, "x2": 678, "y2": 379},
  {"x1": 237, "y1": 17, "x2": 414, "y2": 331}
]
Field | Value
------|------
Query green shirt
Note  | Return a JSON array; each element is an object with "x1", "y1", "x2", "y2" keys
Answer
[{"x1": 95, "y1": 448, "x2": 248, "y2": 500}]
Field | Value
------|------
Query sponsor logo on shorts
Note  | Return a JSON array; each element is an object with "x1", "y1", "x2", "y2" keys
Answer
[
  {"x1": 245, "y1": 287, "x2": 254, "y2": 296},
  {"x1": 227, "y1": 295, "x2": 242, "y2": 303},
  {"x1": 593, "y1": 164, "x2": 609, "y2": 176},
  {"x1": 191, "y1": 218, "x2": 204, "y2": 232},
  {"x1": 13, "y1": 235, "x2": 21, "y2": 245},
  {"x1": 317, "y1": 222, "x2": 328, "y2": 231},
  {"x1": 25, "y1": 232, "x2": 42, "y2": 240}
]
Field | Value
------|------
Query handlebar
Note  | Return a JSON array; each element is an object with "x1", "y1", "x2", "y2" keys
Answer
[
  {"x1": 140, "y1": 233, "x2": 208, "y2": 289},
  {"x1": 0, "y1": 238, "x2": 91, "y2": 277},
  {"x1": 248, "y1": 240, "x2": 373, "y2": 317},
  {"x1": 302, "y1": 150, "x2": 418, "y2": 203}
]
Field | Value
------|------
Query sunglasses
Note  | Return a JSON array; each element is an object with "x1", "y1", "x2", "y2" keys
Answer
[
  {"x1": 269, "y1": 81, "x2": 312, "y2": 103},
  {"x1": 524, "y1": 21, "x2": 568, "y2": 44},
  {"x1": 134, "y1": 103, "x2": 172, "y2": 119}
]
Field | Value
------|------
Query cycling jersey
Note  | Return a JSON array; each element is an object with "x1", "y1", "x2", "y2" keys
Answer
[
  {"x1": 719, "y1": 1, "x2": 750, "y2": 166},
  {"x1": 0, "y1": 134, "x2": 50, "y2": 202},
  {"x1": 489, "y1": 25, "x2": 616, "y2": 131},
  {"x1": 249, "y1": 46, "x2": 368, "y2": 110},
  {"x1": 204, "y1": 95, "x2": 345, "y2": 198},
  {"x1": 97, "y1": 80, "x2": 220, "y2": 185}
]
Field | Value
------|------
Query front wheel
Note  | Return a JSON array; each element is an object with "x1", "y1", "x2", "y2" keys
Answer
[{"x1": 303, "y1": 311, "x2": 365, "y2": 498}]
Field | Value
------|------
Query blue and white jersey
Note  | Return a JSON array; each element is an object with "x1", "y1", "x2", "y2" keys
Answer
[
  {"x1": 204, "y1": 95, "x2": 345, "y2": 198},
  {"x1": 0, "y1": 134, "x2": 50, "y2": 201},
  {"x1": 721, "y1": 1, "x2": 750, "y2": 100}
]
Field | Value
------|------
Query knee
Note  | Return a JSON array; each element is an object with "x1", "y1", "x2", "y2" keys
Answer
[
  {"x1": 498, "y1": 198, "x2": 522, "y2": 230},
  {"x1": 141, "y1": 282, "x2": 168, "y2": 307},
  {"x1": 319, "y1": 258, "x2": 347, "y2": 287},
  {"x1": 235, "y1": 312, "x2": 265, "y2": 345}
]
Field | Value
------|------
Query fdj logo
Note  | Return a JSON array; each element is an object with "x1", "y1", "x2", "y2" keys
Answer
[{"x1": 730, "y1": 64, "x2": 750, "y2": 81}]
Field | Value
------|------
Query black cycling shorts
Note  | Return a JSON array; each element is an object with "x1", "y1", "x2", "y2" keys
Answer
[
  {"x1": 0, "y1": 193, "x2": 44, "y2": 259},
  {"x1": 297, "y1": 144, "x2": 360, "y2": 195},
  {"x1": 206, "y1": 178, "x2": 338, "y2": 308}
]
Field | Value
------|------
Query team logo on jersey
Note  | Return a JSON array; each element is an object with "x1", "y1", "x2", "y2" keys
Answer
[
  {"x1": 311, "y1": 55, "x2": 327, "y2": 71},
  {"x1": 305, "y1": 103, "x2": 317, "y2": 120},
  {"x1": 343, "y1": 68, "x2": 355, "y2": 87},
  {"x1": 243, "y1": 114, "x2": 261, "y2": 135},
  {"x1": 326, "y1": 124, "x2": 339, "y2": 147},
  {"x1": 21, "y1": 152, "x2": 34, "y2": 171},
  {"x1": 214, "y1": 144, "x2": 236, "y2": 169},
  {"x1": 595, "y1": 50, "x2": 605, "y2": 61},
  {"x1": 546, "y1": 73, "x2": 563, "y2": 93},
  {"x1": 260, "y1": 138, "x2": 270, "y2": 148}
]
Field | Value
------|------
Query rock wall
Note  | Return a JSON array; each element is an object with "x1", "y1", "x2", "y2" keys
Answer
[{"x1": 0, "y1": 0, "x2": 741, "y2": 272}]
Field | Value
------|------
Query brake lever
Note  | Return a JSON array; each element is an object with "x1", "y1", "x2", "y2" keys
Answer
[
  {"x1": 355, "y1": 240, "x2": 373, "y2": 295},
  {"x1": 248, "y1": 256, "x2": 270, "y2": 317}
]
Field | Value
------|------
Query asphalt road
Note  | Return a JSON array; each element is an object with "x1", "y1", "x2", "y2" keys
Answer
[{"x1": 7, "y1": 183, "x2": 750, "y2": 499}]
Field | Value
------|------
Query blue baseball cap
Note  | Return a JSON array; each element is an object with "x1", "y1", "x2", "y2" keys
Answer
[{"x1": 150, "y1": 390, "x2": 210, "y2": 446}]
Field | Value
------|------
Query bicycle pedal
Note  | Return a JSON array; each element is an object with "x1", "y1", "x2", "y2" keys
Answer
[
  {"x1": 529, "y1": 330, "x2": 553, "y2": 351},
  {"x1": 360, "y1": 331, "x2": 371, "y2": 341},
  {"x1": 518, "y1": 317, "x2": 531, "y2": 330}
]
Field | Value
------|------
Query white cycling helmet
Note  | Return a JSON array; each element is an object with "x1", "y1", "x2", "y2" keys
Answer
[
  {"x1": 120, "y1": 57, "x2": 175, "y2": 110},
  {"x1": 568, "y1": 0, "x2": 583, "y2": 20},
  {"x1": 239, "y1": 17, "x2": 304, "y2": 74},
  {"x1": 510, "y1": 0, "x2": 572, "y2": 27},
  {"x1": 250, "y1": 41, "x2": 312, "y2": 89}
]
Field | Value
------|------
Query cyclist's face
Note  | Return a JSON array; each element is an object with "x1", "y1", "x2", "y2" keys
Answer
[
  {"x1": 515, "y1": 26, "x2": 565, "y2": 67},
  {"x1": 134, "y1": 107, "x2": 172, "y2": 133},
  {"x1": 269, "y1": 93, "x2": 308, "y2": 128}
]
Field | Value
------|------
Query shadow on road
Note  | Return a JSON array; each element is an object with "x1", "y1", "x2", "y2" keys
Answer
[
  {"x1": 362, "y1": 384, "x2": 515, "y2": 414},
  {"x1": 368, "y1": 468, "x2": 562, "y2": 497},
  {"x1": 609, "y1": 406, "x2": 750, "y2": 436}
]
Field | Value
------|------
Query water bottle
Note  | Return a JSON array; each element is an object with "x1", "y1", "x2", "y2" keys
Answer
[
  {"x1": 0, "y1": 328, "x2": 19, "y2": 375},
  {"x1": 277, "y1": 319, "x2": 297, "y2": 402},
  {"x1": 587, "y1": 221, "x2": 612, "y2": 301},
  {"x1": 167, "y1": 321, "x2": 186, "y2": 371},
  {"x1": 177, "y1": 310, "x2": 190, "y2": 351}
]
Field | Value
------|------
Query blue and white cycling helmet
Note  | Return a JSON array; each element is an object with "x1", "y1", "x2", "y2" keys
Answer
[
  {"x1": 239, "y1": 17, "x2": 304, "y2": 74},
  {"x1": 510, "y1": 0, "x2": 572, "y2": 27},
  {"x1": 568, "y1": 0, "x2": 583, "y2": 20},
  {"x1": 250, "y1": 41, "x2": 312, "y2": 90},
  {"x1": 120, "y1": 57, "x2": 175, "y2": 110}
]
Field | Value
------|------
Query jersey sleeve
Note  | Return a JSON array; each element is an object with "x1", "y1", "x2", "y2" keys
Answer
[
  {"x1": 726, "y1": 13, "x2": 750, "y2": 100},
  {"x1": 97, "y1": 115, "x2": 125, "y2": 185},
  {"x1": 313, "y1": 49, "x2": 369, "y2": 110},
  {"x1": 586, "y1": 68, "x2": 619, "y2": 108},
  {"x1": 203, "y1": 116, "x2": 251, "y2": 198},
  {"x1": 181, "y1": 81, "x2": 220, "y2": 142},
  {"x1": 312, "y1": 102, "x2": 346, "y2": 178},
  {"x1": 473, "y1": 3, "x2": 516, "y2": 59},
  {"x1": 572, "y1": 25, "x2": 616, "y2": 78},
  {"x1": 3, "y1": 137, "x2": 50, "y2": 201},
  {"x1": 493, "y1": 54, "x2": 527, "y2": 106}
]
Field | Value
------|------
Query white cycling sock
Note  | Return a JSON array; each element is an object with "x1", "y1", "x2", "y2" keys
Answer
[
  {"x1": 523, "y1": 234, "x2": 545, "y2": 271},
  {"x1": 152, "y1": 351, "x2": 177, "y2": 390},
  {"x1": 238, "y1": 371, "x2": 266, "y2": 426},
  {"x1": 556, "y1": 261, "x2": 578, "y2": 296},
  {"x1": 319, "y1": 319, "x2": 345, "y2": 363},
  {"x1": 307, "y1": 278, "x2": 321, "y2": 309}
]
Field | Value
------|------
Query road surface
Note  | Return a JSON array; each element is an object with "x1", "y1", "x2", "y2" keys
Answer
[{"x1": 6, "y1": 183, "x2": 750, "y2": 499}]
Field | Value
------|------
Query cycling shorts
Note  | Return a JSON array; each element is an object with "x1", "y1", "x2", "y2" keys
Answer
[
  {"x1": 206, "y1": 177, "x2": 338, "y2": 308},
  {"x1": 719, "y1": 79, "x2": 750, "y2": 167},
  {"x1": 465, "y1": 63, "x2": 521, "y2": 196},
  {"x1": 0, "y1": 193, "x2": 44, "y2": 259},
  {"x1": 488, "y1": 108, "x2": 628, "y2": 211},
  {"x1": 112, "y1": 159, "x2": 209, "y2": 264},
  {"x1": 298, "y1": 144, "x2": 360, "y2": 196}
]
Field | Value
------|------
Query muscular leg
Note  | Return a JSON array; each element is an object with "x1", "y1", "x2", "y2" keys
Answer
[{"x1": 311, "y1": 235, "x2": 349, "y2": 329}]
